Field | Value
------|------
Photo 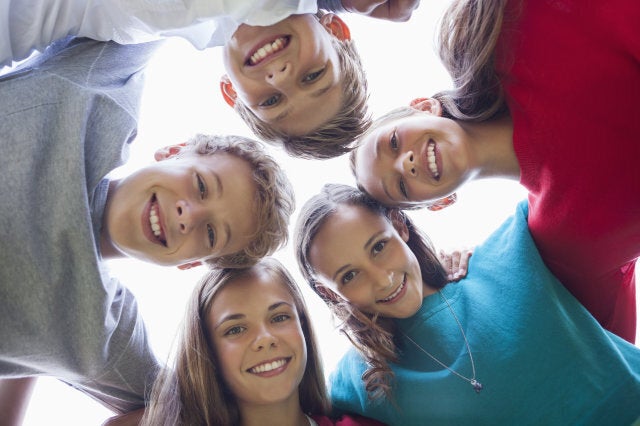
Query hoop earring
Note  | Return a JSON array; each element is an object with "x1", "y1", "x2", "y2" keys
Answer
[{"x1": 426, "y1": 193, "x2": 457, "y2": 211}]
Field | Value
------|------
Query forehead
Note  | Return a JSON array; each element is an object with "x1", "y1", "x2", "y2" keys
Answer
[
  {"x1": 209, "y1": 270, "x2": 295, "y2": 319},
  {"x1": 310, "y1": 205, "x2": 388, "y2": 257}
]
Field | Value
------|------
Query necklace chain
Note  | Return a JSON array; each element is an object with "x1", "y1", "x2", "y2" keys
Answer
[{"x1": 402, "y1": 290, "x2": 483, "y2": 393}]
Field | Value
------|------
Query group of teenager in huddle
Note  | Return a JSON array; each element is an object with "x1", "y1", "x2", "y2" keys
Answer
[{"x1": 1, "y1": 0, "x2": 639, "y2": 425}]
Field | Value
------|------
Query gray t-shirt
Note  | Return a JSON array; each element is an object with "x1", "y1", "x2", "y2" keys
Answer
[{"x1": 0, "y1": 37, "x2": 161, "y2": 413}]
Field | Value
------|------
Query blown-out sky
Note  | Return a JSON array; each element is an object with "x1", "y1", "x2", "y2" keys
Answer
[{"x1": 21, "y1": 2, "x2": 638, "y2": 424}]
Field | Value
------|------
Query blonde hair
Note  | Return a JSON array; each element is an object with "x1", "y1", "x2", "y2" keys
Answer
[
  {"x1": 142, "y1": 258, "x2": 330, "y2": 426},
  {"x1": 434, "y1": 0, "x2": 509, "y2": 121},
  {"x1": 233, "y1": 15, "x2": 371, "y2": 160},
  {"x1": 176, "y1": 134, "x2": 295, "y2": 268},
  {"x1": 295, "y1": 184, "x2": 447, "y2": 400}
]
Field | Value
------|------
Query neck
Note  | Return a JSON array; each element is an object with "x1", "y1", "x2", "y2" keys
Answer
[
  {"x1": 238, "y1": 399, "x2": 309, "y2": 426},
  {"x1": 99, "y1": 180, "x2": 124, "y2": 260},
  {"x1": 460, "y1": 114, "x2": 520, "y2": 180}
]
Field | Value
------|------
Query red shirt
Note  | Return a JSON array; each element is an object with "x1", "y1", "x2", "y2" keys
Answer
[{"x1": 496, "y1": 0, "x2": 640, "y2": 342}]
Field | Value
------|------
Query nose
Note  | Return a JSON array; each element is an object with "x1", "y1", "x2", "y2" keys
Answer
[
  {"x1": 371, "y1": 266, "x2": 395, "y2": 290},
  {"x1": 251, "y1": 325, "x2": 278, "y2": 351},
  {"x1": 175, "y1": 200, "x2": 206, "y2": 234},
  {"x1": 396, "y1": 151, "x2": 417, "y2": 177},
  {"x1": 265, "y1": 62, "x2": 293, "y2": 87}
]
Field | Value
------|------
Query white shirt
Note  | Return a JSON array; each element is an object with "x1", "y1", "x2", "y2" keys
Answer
[{"x1": 1, "y1": 0, "x2": 317, "y2": 67}]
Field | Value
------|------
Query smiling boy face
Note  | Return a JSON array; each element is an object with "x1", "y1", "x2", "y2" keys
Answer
[
  {"x1": 221, "y1": 13, "x2": 348, "y2": 136},
  {"x1": 103, "y1": 152, "x2": 258, "y2": 267}
]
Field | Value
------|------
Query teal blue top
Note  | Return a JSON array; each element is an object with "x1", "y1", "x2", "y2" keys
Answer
[{"x1": 330, "y1": 201, "x2": 640, "y2": 426}]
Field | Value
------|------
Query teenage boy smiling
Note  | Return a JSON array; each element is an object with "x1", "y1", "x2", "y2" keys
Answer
[{"x1": 0, "y1": 36, "x2": 294, "y2": 424}]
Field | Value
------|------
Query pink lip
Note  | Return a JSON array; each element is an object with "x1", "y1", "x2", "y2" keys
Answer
[
  {"x1": 244, "y1": 35, "x2": 290, "y2": 67},
  {"x1": 141, "y1": 194, "x2": 167, "y2": 247},
  {"x1": 377, "y1": 274, "x2": 408, "y2": 304},
  {"x1": 246, "y1": 357, "x2": 291, "y2": 378}
]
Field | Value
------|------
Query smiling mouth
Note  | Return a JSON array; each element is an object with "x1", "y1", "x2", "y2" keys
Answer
[
  {"x1": 427, "y1": 139, "x2": 440, "y2": 180},
  {"x1": 247, "y1": 357, "x2": 290, "y2": 374},
  {"x1": 377, "y1": 274, "x2": 407, "y2": 304},
  {"x1": 149, "y1": 195, "x2": 167, "y2": 247},
  {"x1": 246, "y1": 36, "x2": 290, "y2": 66}
]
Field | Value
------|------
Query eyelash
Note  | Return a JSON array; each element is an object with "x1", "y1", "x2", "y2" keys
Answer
[
  {"x1": 223, "y1": 313, "x2": 292, "y2": 336},
  {"x1": 207, "y1": 225, "x2": 215, "y2": 248},
  {"x1": 225, "y1": 325, "x2": 245, "y2": 336},
  {"x1": 197, "y1": 174, "x2": 215, "y2": 248},
  {"x1": 272, "y1": 313, "x2": 291, "y2": 323},
  {"x1": 339, "y1": 239, "x2": 388, "y2": 285},
  {"x1": 259, "y1": 94, "x2": 280, "y2": 107},
  {"x1": 197, "y1": 174, "x2": 206, "y2": 198},
  {"x1": 390, "y1": 130, "x2": 398, "y2": 150},
  {"x1": 389, "y1": 130, "x2": 409, "y2": 199},
  {"x1": 302, "y1": 68, "x2": 325, "y2": 83},
  {"x1": 258, "y1": 68, "x2": 325, "y2": 108}
]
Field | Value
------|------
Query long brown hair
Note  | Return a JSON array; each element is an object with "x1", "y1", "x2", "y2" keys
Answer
[
  {"x1": 142, "y1": 258, "x2": 330, "y2": 425},
  {"x1": 434, "y1": 0, "x2": 509, "y2": 121},
  {"x1": 294, "y1": 184, "x2": 447, "y2": 400}
]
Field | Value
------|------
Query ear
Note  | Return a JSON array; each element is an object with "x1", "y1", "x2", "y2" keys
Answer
[
  {"x1": 219, "y1": 74, "x2": 237, "y2": 108},
  {"x1": 177, "y1": 261, "x2": 203, "y2": 271},
  {"x1": 426, "y1": 193, "x2": 457, "y2": 212},
  {"x1": 389, "y1": 209, "x2": 410, "y2": 242},
  {"x1": 320, "y1": 13, "x2": 351, "y2": 41},
  {"x1": 154, "y1": 142, "x2": 187, "y2": 162},
  {"x1": 409, "y1": 97, "x2": 442, "y2": 116}
]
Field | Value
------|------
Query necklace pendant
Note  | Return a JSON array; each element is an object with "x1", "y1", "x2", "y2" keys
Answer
[{"x1": 470, "y1": 380, "x2": 483, "y2": 393}]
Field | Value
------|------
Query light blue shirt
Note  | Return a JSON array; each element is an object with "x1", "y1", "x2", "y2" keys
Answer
[{"x1": 330, "y1": 201, "x2": 640, "y2": 425}]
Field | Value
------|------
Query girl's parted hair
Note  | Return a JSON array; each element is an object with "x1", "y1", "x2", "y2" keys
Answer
[
  {"x1": 294, "y1": 184, "x2": 447, "y2": 400},
  {"x1": 434, "y1": 0, "x2": 509, "y2": 122}
]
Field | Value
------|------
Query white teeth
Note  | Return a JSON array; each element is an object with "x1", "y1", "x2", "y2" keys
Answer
[
  {"x1": 249, "y1": 37, "x2": 286, "y2": 65},
  {"x1": 381, "y1": 280, "x2": 405, "y2": 302},
  {"x1": 427, "y1": 141, "x2": 439, "y2": 178},
  {"x1": 250, "y1": 358, "x2": 287, "y2": 374},
  {"x1": 150, "y1": 206, "x2": 161, "y2": 237}
]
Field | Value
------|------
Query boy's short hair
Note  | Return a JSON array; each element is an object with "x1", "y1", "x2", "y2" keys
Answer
[
  {"x1": 233, "y1": 34, "x2": 371, "y2": 160},
  {"x1": 176, "y1": 134, "x2": 295, "y2": 268}
]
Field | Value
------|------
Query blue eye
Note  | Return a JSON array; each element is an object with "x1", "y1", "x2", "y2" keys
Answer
[
  {"x1": 259, "y1": 94, "x2": 281, "y2": 107},
  {"x1": 302, "y1": 68, "x2": 325, "y2": 83},
  {"x1": 207, "y1": 225, "x2": 215, "y2": 248},
  {"x1": 197, "y1": 174, "x2": 206, "y2": 199},
  {"x1": 225, "y1": 325, "x2": 245, "y2": 336}
]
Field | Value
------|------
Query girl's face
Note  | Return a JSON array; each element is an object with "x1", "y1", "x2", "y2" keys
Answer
[
  {"x1": 354, "y1": 113, "x2": 470, "y2": 208},
  {"x1": 208, "y1": 271, "x2": 307, "y2": 408},
  {"x1": 309, "y1": 205, "x2": 431, "y2": 319}
]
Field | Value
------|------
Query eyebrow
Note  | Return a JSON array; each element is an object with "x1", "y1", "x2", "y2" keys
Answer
[
  {"x1": 331, "y1": 230, "x2": 385, "y2": 282},
  {"x1": 214, "y1": 301, "x2": 293, "y2": 330}
]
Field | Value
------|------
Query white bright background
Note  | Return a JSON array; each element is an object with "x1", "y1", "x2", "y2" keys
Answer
[{"x1": 21, "y1": 2, "x2": 639, "y2": 424}]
